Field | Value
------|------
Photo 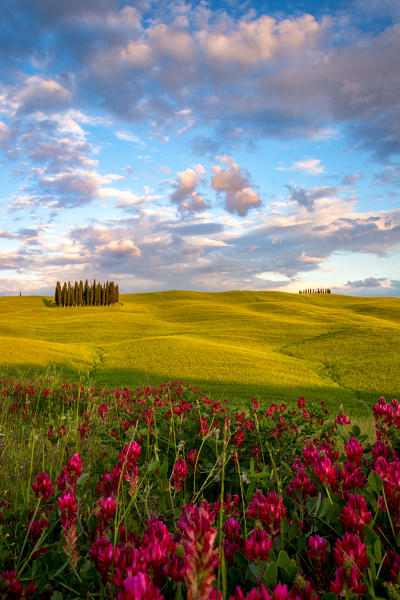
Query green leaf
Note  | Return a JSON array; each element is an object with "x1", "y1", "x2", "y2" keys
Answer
[
  {"x1": 327, "y1": 502, "x2": 341, "y2": 523},
  {"x1": 247, "y1": 563, "x2": 259, "y2": 584},
  {"x1": 245, "y1": 481, "x2": 256, "y2": 502},
  {"x1": 374, "y1": 539, "x2": 382, "y2": 563},
  {"x1": 249, "y1": 457, "x2": 255, "y2": 474},
  {"x1": 160, "y1": 460, "x2": 168, "y2": 477},
  {"x1": 363, "y1": 524, "x2": 380, "y2": 546},
  {"x1": 263, "y1": 562, "x2": 278, "y2": 587},
  {"x1": 76, "y1": 472, "x2": 90, "y2": 486},
  {"x1": 287, "y1": 564, "x2": 298, "y2": 584},
  {"x1": 297, "y1": 534, "x2": 307, "y2": 552},
  {"x1": 319, "y1": 497, "x2": 330, "y2": 519},
  {"x1": 147, "y1": 459, "x2": 160, "y2": 473},
  {"x1": 368, "y1": 471, "x2": 382, "y2": 493},
  {"x1": 279, "y1": 565, "x2": 291, "y2": 585},
  {"x1": 320, "y1": 594, "x2": 337, "y2": 600},
  {"x1": 277, "y1": 550, "x2": 290, "y2": 568},
  {"x1": 350, "y1": 425, "x2": 361, "y2": 438},
  {"x1": 51, "y1": 592, "x2": 63, "y2": 600},
  {"x1": 288, "y1": 523, "x2": 300, "y2": 542},
  {"x1": 396, "y1": 532, "x2": 400, "y2": 549}
]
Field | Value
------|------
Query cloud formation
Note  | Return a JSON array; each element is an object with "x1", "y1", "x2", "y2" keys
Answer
[
  {"x1": 170, "y1": 164, "x2": 208, "y2": 213},
  {"x1": 211, "y1": 156, "x2": 261, "y2": 216},
  {"x1": 0, "y1": 1, "x2": 399, "y2": 296},
  {"x1": 278, "y1": 158, "x2": 324, "y2": 175}
]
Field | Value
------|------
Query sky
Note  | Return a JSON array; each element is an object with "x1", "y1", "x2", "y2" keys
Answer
[{"x1": 0, "y1": 0, "x2": 399, "y2": 297}]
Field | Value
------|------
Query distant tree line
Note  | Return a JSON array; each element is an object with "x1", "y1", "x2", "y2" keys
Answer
[
  {"x1": 54, "y1": 280, "x2": 120, "y2": 307},
  {"x1": 299, "y1": 288, "x2": 331, "y2": 294}
]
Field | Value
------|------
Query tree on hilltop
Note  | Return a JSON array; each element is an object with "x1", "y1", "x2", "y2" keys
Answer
[{"x1": 55, "y1": 281, "x2": 62, "y2": 306}]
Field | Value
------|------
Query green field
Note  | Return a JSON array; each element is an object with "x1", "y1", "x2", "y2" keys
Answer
[{"x1": 0, "y1": 291, "x2": 399, "y2": 414}]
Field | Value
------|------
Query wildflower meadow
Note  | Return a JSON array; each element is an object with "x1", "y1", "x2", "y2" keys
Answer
[{"x1": 0, "y1": 377, "x2": 399, "y2": 599}]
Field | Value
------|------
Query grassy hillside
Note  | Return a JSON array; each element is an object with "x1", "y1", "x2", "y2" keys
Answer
[{"x1": 0, "y1": 291, "x2": 399, "y2": 414}]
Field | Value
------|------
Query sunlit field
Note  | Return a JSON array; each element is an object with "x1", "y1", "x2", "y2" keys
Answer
[{"x1": 0, "y1": 291, "x2": 399, "y2": 415}]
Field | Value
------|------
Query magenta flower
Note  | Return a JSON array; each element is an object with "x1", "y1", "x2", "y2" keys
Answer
[
  {"x1": 223, "y1": 518, "x2": 243, "y2": 564},
  {"x1": 0, "y1": 570, "x2": 37, "y2": 599},
  {"x1": 58, "y1": 490, "x2": 79, "y2": 568},
  {"x1": 340, "y1": 495, "x2": 371, "y2": 534},
  {"x1": 330, "y1": 566, "x2": 367, "y2": 596},
  {"x1": 32, "y1": 472, "x2": 54, "y2": 501},
  {"x1": 117, "y1": 572, "x2": 164, "y2": 600},
  {"x1": 333, "y1": 532, "x2": 368, "y2": 571},
  {"x1": 345, "y1": 438, "x2": 364, "y2": 466},
  {"x1": 307, "y1": 534, "x2": 328, "y2": 565},
  {"x1": 89, "y1": 536, "x2": 119, "y2": 579},
  {"x1": 173, "y1": 457, "x2": 188, "y2": 492},
  {"x1": 178, "y1": 502, "x2": 220, "y2": 600},
  {"x1": 247, "y1": 491, "x2": 286, "y2": 538},
  {"x1": 230, "y1": 584, "x2": 272, "y2": 599},
  {"x1": 335, "y1": 411, "x2": 351, "y2": 425},
  {"x1": 56, "y1": 453, "x2": 83, "y2": 491},
  {"x1": 245, "y1": 529, "x2": 273, "y2": 562}
]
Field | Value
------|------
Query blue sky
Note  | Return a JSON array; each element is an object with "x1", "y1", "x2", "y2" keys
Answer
[{"x1": 0, "y1": 0, "x2": 399, "y2": 296}]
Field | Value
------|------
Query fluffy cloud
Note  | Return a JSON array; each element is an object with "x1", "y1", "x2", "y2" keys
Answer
[
  {"x1": 345, "y1": 277, "x2": 388, "y2": 288},
  {"x1": 2, "y1": 3, "x2": 399, "y2": 157},
  {"x1": 14, "y1": 76, "x2": 72, "y2": 114},
  {"x1": 170, "y1": 164, "x2": 208, "y2": 213},
  {"x1": 211, "y1": 156, "x2": 261, "y2": 216}
]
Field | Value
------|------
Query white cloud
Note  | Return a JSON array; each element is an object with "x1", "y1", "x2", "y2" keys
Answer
[
  {"x1": 277, "y1": 158, "x2": 324, "y2": 175},
  {"x1": 116, "y1": 131, "x2": 145, "y2": 145}
]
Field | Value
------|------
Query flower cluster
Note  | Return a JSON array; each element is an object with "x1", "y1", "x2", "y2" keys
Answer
[{"x1": 1, "y1": 377, "x2": 400, "y2": 599}]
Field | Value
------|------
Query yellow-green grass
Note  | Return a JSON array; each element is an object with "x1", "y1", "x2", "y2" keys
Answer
[{"x1": 0, "y1": 291, "x2": 399, "y2": 415}]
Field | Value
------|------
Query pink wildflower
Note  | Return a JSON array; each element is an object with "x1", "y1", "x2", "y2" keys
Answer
[
  {"x1": 340, "y1": 495, "x2": 371, "y2": 535},
  {"x1": 345, "y1": 438, "x2": 364, "y2": 466},
  {"x1": 32, "y1": 472, "x2": 54, "y2": 501},
  {"x1": 173, "y1": 457, "x2": 188, "y2": 492},
  {"x1": 178, "y1": 502, "x2": 220, "y2": 600},
  {"x1": 245, "y1": 529, "x2": 273, "y2": 562},
  {"x1": 223, "y1": 518, "x2": 243, "y2": 564},
  {"x1": 117, "y1": 572, "x2": 164, "y2": 600},
  {"x1": 333, "y1": 532, "x2": 368, "y2": 571}
]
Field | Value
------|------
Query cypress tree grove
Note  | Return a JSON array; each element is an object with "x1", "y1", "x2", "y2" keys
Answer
[{"x1": 54, "y1": 280, "x2": 120, "y2": 306}]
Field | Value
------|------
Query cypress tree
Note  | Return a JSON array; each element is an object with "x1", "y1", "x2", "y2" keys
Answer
[
  {"x1": 96, "y1": 283, "x2": 101, "y2": 306},
  {"x1": 91, "y1": 280, "x2": 96, "y2": 305},
  {"x1": 108, "y1": 281, "x2": 115, "y2": 305},
  {"x1": 84, "y1": 279, "x2": 89, "y2": 306},
  {"x1": 61, "y1": 282, "x2": 67, "y2": 307},
  {"x1": 78, "y1": 280, "x2": 83, "y2": 306},
  {"x1": 115, "y1": 284, "x2": 119, "y2": 304},
  {"x1": 55, "y1": 281, "x2": 62, "y2": 306},
  {"x1": 105, "y1": 281, "x2": 109, "y2": 305},
  {"x1": 74, "y1": 281, "x2": 79, "y2": 306}
]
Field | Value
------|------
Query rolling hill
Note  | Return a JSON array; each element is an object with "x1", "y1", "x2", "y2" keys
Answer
[{"x1": 0, "y1": 291, "x2": 399, "y2": 414}]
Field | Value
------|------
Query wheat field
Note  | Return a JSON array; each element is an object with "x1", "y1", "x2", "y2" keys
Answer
[{"x1": 1, "y1": 291, "x2": 399, "y2": 414}]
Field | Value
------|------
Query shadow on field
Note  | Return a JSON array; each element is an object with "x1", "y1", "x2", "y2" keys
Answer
[{"x1": 0, "y1": 362, "x2": 388, "y2": 417}]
